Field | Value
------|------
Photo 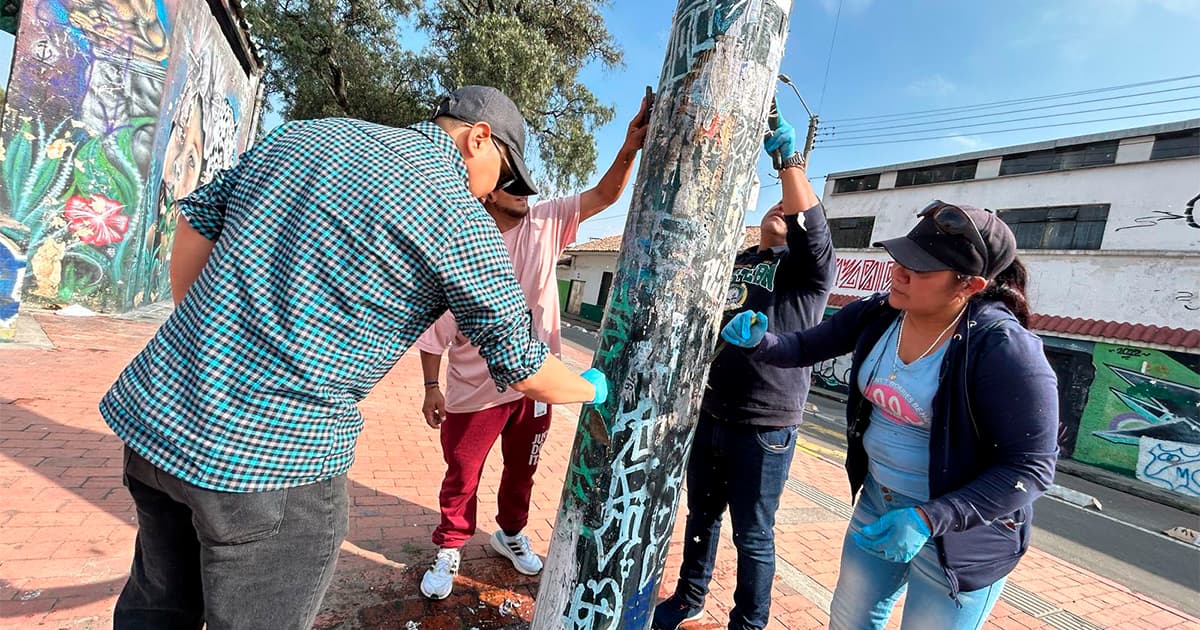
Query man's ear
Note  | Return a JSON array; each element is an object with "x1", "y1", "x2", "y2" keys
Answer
[{"x1": 463, "y1": 121, "x2": 494, "y2": 159}]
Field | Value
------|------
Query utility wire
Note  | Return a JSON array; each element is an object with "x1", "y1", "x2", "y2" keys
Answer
[
  {"x1": 820, "y1": 74, "x2": 1200, "y2": 124},
  {"x1": 816, "y1": 95, "x2": 1200, "y2": 142},
  {"x1": 822, "y1": 84, "x2": 1200, "y2": 133},
  {"x1": 814, "y1": 108, "x2": 1200, "y2": 148},
  {"x1": 816, "y1": 0, "x2": 843, "y2": 113}
]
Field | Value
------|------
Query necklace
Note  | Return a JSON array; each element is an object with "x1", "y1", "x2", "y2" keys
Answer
[{"x1": 889, "y1": 305, "x2": 967, "y2": 380}]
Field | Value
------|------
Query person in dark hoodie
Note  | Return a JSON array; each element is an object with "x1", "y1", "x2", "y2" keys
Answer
[
  {"x1": 653, "y1": 107, "x2": 836, "y2": 630},
  {"x1": 721, "y1": 201, "x2": 1058, "y2": 629}
]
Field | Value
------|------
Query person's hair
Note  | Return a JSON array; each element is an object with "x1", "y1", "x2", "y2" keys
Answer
[{"x1": 970, "y1": 258, "x2": 1031, "y2": 327}]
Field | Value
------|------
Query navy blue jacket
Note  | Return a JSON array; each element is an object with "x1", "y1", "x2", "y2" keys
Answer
[
  {"x1": 752, "y1": 293, "x2": 1059, "y2": 595},
  {"x1": 702, "y1": 203, "x2": 836, "y2": 426}
]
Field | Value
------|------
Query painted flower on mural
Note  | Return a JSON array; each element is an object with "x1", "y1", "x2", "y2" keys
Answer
[
  {"x1": 45, "y1": 139, "x2": 75, "y2": 160},
  {"x1": 63, "y1": 194, "x2": 130, "y2": 247}
]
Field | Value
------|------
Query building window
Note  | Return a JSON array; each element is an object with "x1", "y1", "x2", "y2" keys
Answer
[
  {"x1": 833, "y1": 173, "x2": 880, "y2": 194},
  {"x1": 894, "y1": 160, "x2": 978, "y2": 187},
  {"x1": 999, "y1": 140, "x2": 1118, "y2": 176},
  {"x1": 1150, "y1": 129, "x2": 1200, "y2": 160},
  {"x1": 828, "y1": 216, "x2": 876, "y2": 248},
  {"x1": 997, "y1": 204, "x2": 1109, "y2": 250}
]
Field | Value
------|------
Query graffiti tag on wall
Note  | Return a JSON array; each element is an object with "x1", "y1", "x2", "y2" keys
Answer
[
  {"x1": 1136, "y1": 438, "x2": 1200, "y2": 497},
  {"x1": 836, "y1": 257, "x2": 894, "y2": 294},
  {"x1": 1115, "y1": 193, "x2": 1199, "y2": 232},
  {"x1": 1072, "y1": 343, "x2": 1200, "y2": 493}
]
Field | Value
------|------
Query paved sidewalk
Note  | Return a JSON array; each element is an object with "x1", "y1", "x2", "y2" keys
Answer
[{"x1": 1, "y1": 312, "x2": 1196, "y2": 629}]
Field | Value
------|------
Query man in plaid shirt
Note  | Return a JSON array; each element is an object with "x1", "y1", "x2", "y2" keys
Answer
[{"x1": 101, "y1": 86, "x2": 608, "y2": 629}]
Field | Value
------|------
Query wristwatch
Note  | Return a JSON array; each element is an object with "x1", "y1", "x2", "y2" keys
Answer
[{"x1": 778, "y1": 152, "x2": 806, "y2": 171}]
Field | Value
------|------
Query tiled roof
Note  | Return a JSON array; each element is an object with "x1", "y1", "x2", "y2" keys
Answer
[
  {"x1": 567, "y1": 227, "x2": 762, "y2": 253},
  {"x1": 828, "y1": 293, "x2": 1200, "y2": 350}
]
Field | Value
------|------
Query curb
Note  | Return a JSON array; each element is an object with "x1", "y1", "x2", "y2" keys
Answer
[{"x1": 1056, "y1": 459, "x2": 1200, "y2": 516}]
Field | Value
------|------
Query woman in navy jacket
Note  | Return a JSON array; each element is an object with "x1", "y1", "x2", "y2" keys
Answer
[{"x1": 721, "y1": 201, "x2": 1059, "y2": 629}]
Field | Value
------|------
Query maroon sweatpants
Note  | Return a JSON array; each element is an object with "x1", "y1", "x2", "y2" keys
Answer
[{"x1": 431, "y1": 397, "x2": 552, "y2": 549}]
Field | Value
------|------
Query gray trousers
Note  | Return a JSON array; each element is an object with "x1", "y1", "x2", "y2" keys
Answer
[{"x1": 114, "y1": 447, "x2": 349, "y2": 629}]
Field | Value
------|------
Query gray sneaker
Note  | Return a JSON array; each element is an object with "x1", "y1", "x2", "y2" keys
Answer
[{"x1": 419, "y1": 547, "x2": 460, "y2": 600}]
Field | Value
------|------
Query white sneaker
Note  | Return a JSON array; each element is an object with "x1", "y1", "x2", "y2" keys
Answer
[
  {"x1": 420, "y1": 547, "x2": 460, "y2": 600},
  {"x1": 491, "y1": 530, "x2": 543, "y2": 575}
]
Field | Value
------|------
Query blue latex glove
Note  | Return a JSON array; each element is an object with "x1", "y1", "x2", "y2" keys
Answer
[
  {"x1": 764, "y1": 114, "x2": 797, "y2": 158},
  {"x1": 720, "y1": 311, "x2": 768, "y2": 348},
  {"x1": 580, "y1": 368, "x2": 608, "y2": 405},
  {"x1": 852, "y1": 507, "x2": 932, "y2": 563}
]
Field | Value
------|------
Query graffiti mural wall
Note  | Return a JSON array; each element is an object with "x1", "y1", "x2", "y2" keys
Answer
[
  {"x1": 1071, "y1": 343, "x2": 1200, "y2": 496},
  {"x1": 0, "y1": 0, "x2": 259, "y2": 322}
]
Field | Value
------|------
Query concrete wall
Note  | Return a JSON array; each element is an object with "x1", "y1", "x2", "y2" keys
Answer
[
  {"x1": 0, "y1": 0, "x2": 261, "y2": 330},
  {"x1": 822, "y1": 155, "x2": 1200, "y2": 253}
]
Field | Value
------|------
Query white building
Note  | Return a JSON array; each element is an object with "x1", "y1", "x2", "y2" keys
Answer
[
  {"x1": 560, "y1": 119, "x2": 1200, "y2": 497},
  {"x1": 820, "y1": 119, "x2": 1199, "y2": 497}
]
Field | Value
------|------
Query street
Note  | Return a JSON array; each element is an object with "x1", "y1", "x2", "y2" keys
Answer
[
  {"x1": 800, "y1": 394, "x2": 1200, "y2": 618},
  {"x1": 562, "y1": 323, "x2": 1200, "y2": 617}
]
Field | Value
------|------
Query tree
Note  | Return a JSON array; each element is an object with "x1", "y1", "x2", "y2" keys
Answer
[{"x1": 243, "y1": 0, "x2": 622, "y2": 192}]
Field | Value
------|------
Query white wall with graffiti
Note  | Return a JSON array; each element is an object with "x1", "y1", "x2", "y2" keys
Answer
[
  {"x1": 821, "y1": 124, "x2": 1200, "y2": 255},
  {"x1": 827, "y1": 250, "x2": 1199, "y2": 331}
]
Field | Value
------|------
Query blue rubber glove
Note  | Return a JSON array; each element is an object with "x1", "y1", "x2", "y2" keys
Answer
[
  {"x1": 720, "y1": 311, "x2": 768, "y2": 348},
  {"x1": 852, "y1": 507, "x2": 932, "y2": 563},
  {"x1": 580, "y1": 368, "x2": 608, "y2": 405},
  {"x1": 764, "y1": 114, "x2": 797, "y2": 158}
]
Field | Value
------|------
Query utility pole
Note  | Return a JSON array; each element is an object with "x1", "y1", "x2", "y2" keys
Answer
[{"x1": 531, "y1": 1, "x2": 794, "y2": 628}]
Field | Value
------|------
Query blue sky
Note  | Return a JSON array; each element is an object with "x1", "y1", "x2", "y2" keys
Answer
[
  {"x1": 576, "y1": 0, "x2": 1200, "y2": 241},
  {"x1": 2, "y1": 1, "x2": 1197, "y2": 242}
]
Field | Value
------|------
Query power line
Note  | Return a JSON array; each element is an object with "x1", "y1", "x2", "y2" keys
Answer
[
  {"x1": 820, "y1": 74, "x2": 1200, "y2": 124},
  {"x1": 816, "y1": 0, "x2": 843, "y2": 113},
  {"x1": 816, "y1": 95, "x2": 1200, "y2": 142},
  {"x1": 822, "y1": 84, "x2": 1200, "y2": 133},
  {"x1": 814, "y1": 108, "x2": 1200, "y2": 149}
]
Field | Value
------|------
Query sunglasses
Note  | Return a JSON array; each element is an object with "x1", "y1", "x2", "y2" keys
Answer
[
  {"x1": 919, "y1": 200, "x2": 988, "y2": 268},
  {"x1": 493, "y1": 138, "x2": 517, "y2": 192}
]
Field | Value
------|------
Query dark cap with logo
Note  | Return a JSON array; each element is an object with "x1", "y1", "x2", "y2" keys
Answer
[
  {"x1": 432, "y1": 86, "x2": 538, "y2": 196},
  {"x1": 874, "y1": 201, "x2": 1017, "y2": 280}
]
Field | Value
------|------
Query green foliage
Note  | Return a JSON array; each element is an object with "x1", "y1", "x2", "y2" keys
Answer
[{"x1": 243, "y1": 0, "x2": 621, "y2": 193}]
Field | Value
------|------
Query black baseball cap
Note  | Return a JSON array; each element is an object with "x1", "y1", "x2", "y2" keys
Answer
[
  {"x1": 432, "y1": 86, "x2": 538, "y2": 196},
  {"x1": 874, "y1": 201, "x2": 1017, "y2": 280}
]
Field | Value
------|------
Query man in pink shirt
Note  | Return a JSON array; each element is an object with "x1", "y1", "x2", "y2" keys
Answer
[{"x1": 415, "y1": 97, "x2": 650, "y2": 600}]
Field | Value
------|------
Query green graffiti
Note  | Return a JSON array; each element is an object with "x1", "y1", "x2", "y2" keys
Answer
[{"x1": 1072, "y1": 343, "x2": 1200, "y2": 477}]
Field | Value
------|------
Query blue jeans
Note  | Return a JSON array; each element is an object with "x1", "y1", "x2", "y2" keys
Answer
[
  {"x1": 830, "y1": 476, "x2": 1006, "y2": 630},
  {"x1": 673, "y1": 411, "x2": 797, "y2": 630}
]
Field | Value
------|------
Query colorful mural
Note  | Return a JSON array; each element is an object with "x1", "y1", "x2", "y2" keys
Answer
[
  {"x1": 135, "y1": 0, "x2": 258, "y2": 303},
  {"x1": 0, "y1": 0, "x2": 259, "y2": 324},
  {"x1": 1072, "y1": 343, "x2": 1200, "y2": 492}
]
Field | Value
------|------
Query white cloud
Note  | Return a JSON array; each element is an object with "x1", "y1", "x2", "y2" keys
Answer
[
  {"x1": 905, "y1": 75, "x2": 957, "y2": 97},
  {"x1": 949, "y1": 135, "x2": 987, "y2": 150}
]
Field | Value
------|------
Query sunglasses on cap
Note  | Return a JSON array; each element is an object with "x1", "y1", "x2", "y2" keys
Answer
[
  {"x1": 918, "y1": 200, "x2": 988, "y2": 270},
  {"x1": 492, "y1": 138, "x2": 517, "y2": 192}
]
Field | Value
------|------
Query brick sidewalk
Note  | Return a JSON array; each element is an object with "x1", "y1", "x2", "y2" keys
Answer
[{"x1": 1, "y1": 313, "x2": 1196, "y2": 629}]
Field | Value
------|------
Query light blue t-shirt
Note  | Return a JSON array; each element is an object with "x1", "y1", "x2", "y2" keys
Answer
[{"x1": 856, "y1": 318, "x2": 949, "y2": 501}]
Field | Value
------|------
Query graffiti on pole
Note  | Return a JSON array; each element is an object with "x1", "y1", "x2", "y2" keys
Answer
[{"x1": 534, "y1": 1, "x2": 793, "y2": 627}]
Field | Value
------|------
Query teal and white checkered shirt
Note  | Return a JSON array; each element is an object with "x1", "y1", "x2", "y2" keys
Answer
[{"x1": 101, "y1": 119, "x2": 547, "y2": 492}]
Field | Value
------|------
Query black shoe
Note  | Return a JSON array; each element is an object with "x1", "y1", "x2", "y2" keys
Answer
[{"x1": 652, "y1": 595, "x2": 704, "y2": 630}]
